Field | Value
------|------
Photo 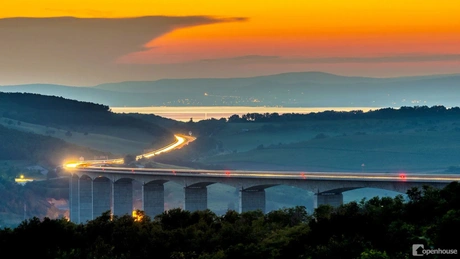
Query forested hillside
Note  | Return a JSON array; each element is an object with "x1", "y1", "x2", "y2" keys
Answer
[
  {"x1": 0, "y1": 92, "x2": 173, "y2": 145},
  {"x1": 0, "y1": 93, "x2": 175, "y2": 155},
  {"x1": 0, "y1": 125, "x2": 108, "y2": 166}
]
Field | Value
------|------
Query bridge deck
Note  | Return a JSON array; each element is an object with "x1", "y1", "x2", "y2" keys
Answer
[{"x1": 66, "y1": 167, "x2": 460, "y2": 183}]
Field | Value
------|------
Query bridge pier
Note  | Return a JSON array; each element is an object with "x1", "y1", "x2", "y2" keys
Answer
[
  {"x1": 79, "y1": 176, "x2": 93, "y2": 223},
  {"x1": 239, "y1": 189, "x2": 265, "y2": 213},
  {"x1": 143, "y1": 182, "x2": 165, "y2": 217},
  {"x1": 67, "y1": 169, "x2": 456, "y2": 223},
  {"x1": 315, "y1": 192, "x2": 343, "y2": 208},
  {"x1": 113, "y1": 179, "x2": 133, "y2": 216},
  {"x1": 93, "y1": 177, "x2": 112, "y2": 219},
  {"x1": 69, "y1": 175, "x2": 79, "y2": 223},
  {"x1": 184, "y1": 186, "x2": 207, "y2": 212}
]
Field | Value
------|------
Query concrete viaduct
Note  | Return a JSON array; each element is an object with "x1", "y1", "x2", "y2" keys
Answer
[{"x1": 65, "y1": 166, "x2": 460, "y2": 224}]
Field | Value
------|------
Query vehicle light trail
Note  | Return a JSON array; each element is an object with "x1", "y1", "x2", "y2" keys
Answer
[
  {"x1": 63, "y1": 134, "x2": 460, "y2": 184},
  {"x1": 63, "y1": 134, "x2": 195, "y2": 168},
  {"x1": 65, "y1": 166, "x2": 460, "y2": 183},
  {"x1": 136, "y1": 134, "x2": 188, "y2": 160}
]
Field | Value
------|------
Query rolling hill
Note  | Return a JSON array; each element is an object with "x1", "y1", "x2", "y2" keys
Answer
[
  {"x1": 1, "y1": 72, "x2": 460, "y2": 107},
  {"x1": 0, "y1": 92, "x2": 175, "y2": 156}
]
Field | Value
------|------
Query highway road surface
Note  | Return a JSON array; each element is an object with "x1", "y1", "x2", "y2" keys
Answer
[
  {"x1": 63, "y1": 133, "x2": 460, "y2": 184},
  {"x1": 64, "y1": 134, "x2": 196, "y2": 168},
  {"x1": 65, "y1": 166, "x2": 460, "y2": 183}
]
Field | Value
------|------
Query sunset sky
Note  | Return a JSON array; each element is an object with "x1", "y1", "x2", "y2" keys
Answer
[{"x1": 1, "y1": 0, "x2": 460, "y2": 85}]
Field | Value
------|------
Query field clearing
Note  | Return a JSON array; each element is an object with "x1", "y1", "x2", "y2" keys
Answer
[
  {"x1": 211, "y1": 118, "x2": 434, "y2": 152},
  {"x1": 219, "y1": 129, "x2": 320, "y2": 152},
  {"x1": 0, "y1": 119, "x2": 150, "y2": 156},
  {"x1": 214, "y1": 122, "x2": 335, "y2": 152},
  {"x1": 206, "y1": 131, "x2": 460, "y2": 172}
]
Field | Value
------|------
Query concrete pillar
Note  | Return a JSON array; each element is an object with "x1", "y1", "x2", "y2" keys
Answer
[
  {"x1": 113, "y1": 179, "x2": 133, "y2": 216},
  {"x1": 93, "y1": 177, "x2": 112, "y2": 219},
  {"x1": 132, "y1": 181, "x2": 143, "y2": 211},
  {"x1": 184, "y1": 186, "x2": 207, "y2": 212},
  {"x1": 79, "y1": 176, "x2": 93, "y2": 223},
  {"x1": 69, "y1": 174, "x2": 79, "y2": 223},
  {"x1": 143, "y1": 182, "x2": 165, "y2": 217},
  {"x1": 239, "y1": 189, "x2": 265, "y2": 213},
  {"x1": 316, "y1": 192, "x2": 343, "y2": 208}
]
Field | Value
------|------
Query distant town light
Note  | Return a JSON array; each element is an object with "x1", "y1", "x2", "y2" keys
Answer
[{"x1": 15, "y1": 175, "x2": 34, "y2": 185}]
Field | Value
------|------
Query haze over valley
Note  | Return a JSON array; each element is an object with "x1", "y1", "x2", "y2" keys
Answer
[{"x1": 2, "y1": 72, "x2": 459, "y2": 107}]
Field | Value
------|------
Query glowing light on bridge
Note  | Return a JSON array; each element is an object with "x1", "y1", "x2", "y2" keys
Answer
[
  {"x1": 64, "y1": 162, "x2": 81, "y2": 168},
  {"x1": 300, "y1": 172, "x2": 307, "y2": 179}
]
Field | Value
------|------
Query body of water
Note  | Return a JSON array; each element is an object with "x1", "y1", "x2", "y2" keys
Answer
[{"x1": 111, "y1": 106, "x2": 381, "y2": 122}]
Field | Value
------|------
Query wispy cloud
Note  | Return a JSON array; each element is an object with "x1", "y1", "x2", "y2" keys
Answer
[
  {"x1": 293, "y1": 54, "x2": 460, "y2": 64},
  {"x1": 199, "y1": 54, "x2": 460, "y2": 64},
  {"x1": 200, "y1": 55, "x2": 279, "y2": 62}
]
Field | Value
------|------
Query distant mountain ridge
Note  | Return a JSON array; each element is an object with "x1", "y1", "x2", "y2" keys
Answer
[{"x1": 1, "y1": 71, "x2": 460, "y2": 107}]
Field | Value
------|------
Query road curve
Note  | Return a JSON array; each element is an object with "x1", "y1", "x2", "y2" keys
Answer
[
  {"x1": 63, "y1": 134, "x2": 460, "y2": 184},
  {"x1": 64, "y1": 134, "x2": 196, "y2": 168}
]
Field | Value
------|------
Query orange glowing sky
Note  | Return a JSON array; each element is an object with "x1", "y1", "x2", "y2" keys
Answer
[{"x1": 1, "y1": 0, "x2": 460, "y2": 85}]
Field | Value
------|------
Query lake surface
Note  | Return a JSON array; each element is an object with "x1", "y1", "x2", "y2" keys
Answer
[{"x1": 111, "y1": 106, "x2": 380, "y2": 122}]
